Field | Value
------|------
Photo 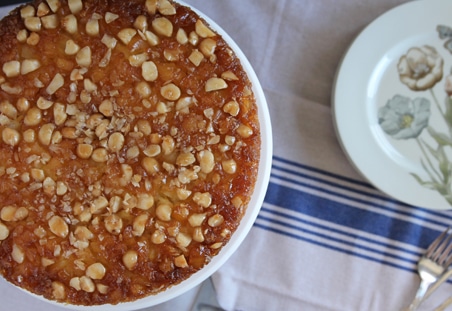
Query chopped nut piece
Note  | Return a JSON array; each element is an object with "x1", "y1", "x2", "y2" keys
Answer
[
  {"x1": 37, "y1": 2, "x2": 50, "y2": 17},
  {"x1": 176, "y1": 232, "x2": 192, "y2": 248},
  {"x1": 3, "y1": 61, "x2": 20, "y2": 78},
  {"x1": 129, "y1": 53, "x2": 149, "y2": 67},
  {"x1": 65, "y1": 39, "x2": 80, "y2": 55},
  {"x1": 127, "y1": 146, "x2": 140, "y2": 159},
  {"x1": 1, "y1": 206, "x2": 17, "y2": 222},
  {"x1": 145, "y1": 0, "x2": 157, "y2": 14},
  {"x1": 199, "y1": 38, "x2": 217, "y2": 57},
  {"x1": 193, "y1": 192, "x2": 212, "y2": 208},
  {"x1": 160, "y1": 83, "x2": 181, "y2": 101},
  {"x1": 24, "y1": 107, "x2": 42, "y2": 126},
  {"x1": 205, "y1": 77, "x2": 228, "y2": 92},
  {"x1": 12, "y1": 243, "x2": 25, "y2": 263},
  {"x1": 197, "y1": 150, "x2": 215, "y2": 173},
  {"x1": 68, "y1": 0, "x2": 83, "y2": 14},
  {"x1": 37, "y1": 97, "x2": 54, "y2": 110},
  {"x1": 47, "y1": 0, "x2": 61, "y2": 13},
  {"x1": 221, "y1": 70, "x2": 239, "y2": 81},
  {"x1": 141, "y1": 61, "x2": 158, "y2": 82},
  {"x1": 176, "y1": 28, "x2": 188, "y2": 44},
  {"x1": 188, "y1": 30, "x2": 199, "y2": 45},
  {"x1": 31, "y1": 168, "x2": 45, "y2": 181},
  {"x1": 151, "y1": 229, "x2": 166, "y2": 244},
  {"x1": 222, "y1": 159, "x2": 237, "y2": 174},
  {"x1": 91, "y1": 148, "x2": 108, "y2": 162},
  {"x1": 69, "y1": 277, "x2": 81, "y2": 291},
  {"x1": 76, "y1": 46, "x2": 92, "y2": 67},
  {"x1": 97, "y1": 100, "x2": 113, "y2": 117},
  {"x1": 208, "y1": 214, "x2": 224, "y2": 227},
  {"x1": 46, "y1": 73, "x2": 64, "y2": 95},
  {"x1": 176, "y1": 152, "x2": 196, "y2": 167},
  {"x1": 80, "y1": 276, "x2": 95, "y2": 293},
  {"x1": 20, "y1": 5, "x2": 36, "y2": 19},
  {"x1": 52, "y1": 282, "x2": 66, "y2": 300},
  {"x1": 192, "y1": 227, "x2": 204, "y2": 242},
  {"x1": 16, "y1": 29, "x2": 28, "y2": 43},
  {"x1": 43, "y1": 177, "x2": 56, "y2": 195},
  {"x1": 104, "y1": 214, "x2": 123, "y2": 235},
  {"x1": 188, "y1": 213, "x2": 206, "y2": 227},
  {"x1": 156, "y1": 203, "x2": 172, "y2": 221},
  {"x1": 53, "y1": 102, "x2": 67, "y2": 125},
  {"x1": 41, "y1": 14, "x2": 58, "y2": 29},
  {"x1": 161, "y1": 135, "x2": 175, "y2": 155},
  {"x1": 38, "y1": 123, "x2": 56, "y2": 145},
  {"x1": 74, "y1": 226, "x2": 94, "y2": 241},
  {"x1": 237, "y1": 124, "x2": 253, "y2": 138},
  {"x1": 157, "y1": 0, "x2": 176, "y2": 15},
  {"x1": 21, "y1": 59, "x2": 41, "y2": 75},
  {"x1": 223, "y1": 100, "x2": 240, "y2": 116},
  {"x1": 75, "y1": 144, "x2": 93, "y2": 159},
  {"x1": 133, "y1": 15, "x2": 148, "y2": 31},
  {"x1": 86, "y1": 263, "x2": 106, "y2": 280},
  {"x1": 91, "y1": 196, "x2": 109, "y2": 214},
  {"x1": 27, "y1": 33, "x2": 40, "y2": 45},
  {"x1": 0, "y1": 222, "x2": 9, "y2": 240},
  {"x1": 135, "y1": 81, "x2": 151, "y2": 97},
  {"x1": 174, "y1": 255, "x2": 188, "y2": 268},
  {"x1": 118, "y1": 28, "x2": 137, "y2": 45},
  {"x1": 2, "y1": 128, "x2": 20, "y2": 146},
  {"x1": 176, "y1": 188, "x2": 192, "y2": 200},
  {"x1": 62, "y1": 14, "x2": 77, "y2": 34},
  {"x1": 143, "y1": 144, "x2": 161, "y2": 157},
  {"x1": 132, "y1": 214, "x2": 149, "y2": 236},
  {"x1": 101, "y1": 34, "x2": 117, "y2": 49},
  {"x1": 48, "y1": 215, "x2": 69, "y2": 238},
  {"x1": 24, "y1": 17, "x2": 41, "y2": 32},
  {"x1": 188, "y1": 50, "x2": 204, "y2": 67},
  {"x1": 144, "y1": 30, "x2": 159, "y2": 46},
  {"x1": 105, "y1": 12, "x2": 119, "y2": 24},
  {"x1": 86, "y1": 18, "x2": 99, "y2": 36},
  {"x1": 137, "y1": 194, "x2": 154, "y2": 210},
  {"x1": 152, "y1": 17, "x2": 173, "y2": 37},
  {"x1": 195, "y1": 19, "x2": 216, "y2": 38},
  {"x1": 141, "y1": 157, "x2": 160, "y2": 176},
  {"x1": 16, "y1": 97, "x2": 30, "y2": 112},
  {"x1": 122, "y1": 250, "x2": 138, "y2": 270}
]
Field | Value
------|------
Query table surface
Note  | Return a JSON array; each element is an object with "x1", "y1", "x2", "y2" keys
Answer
[{"x1": 2, "y1": 1, "x2": 452, "y2": 311}]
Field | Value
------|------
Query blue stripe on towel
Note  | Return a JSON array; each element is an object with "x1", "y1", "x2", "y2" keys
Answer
[
  {"x1": 253, "y1": 223, "x2": 417, "y2": 273},
  {"x1": 263, "y1": 180, "x2": 441, "y2": 247},
  {"x1": 256, "y1": 156, "x2": 452, "y2": 271}
]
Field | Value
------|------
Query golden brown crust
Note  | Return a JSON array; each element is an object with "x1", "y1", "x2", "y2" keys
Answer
[{"x1": 0, "y1": 0, "x2": 260, "y2": 305}]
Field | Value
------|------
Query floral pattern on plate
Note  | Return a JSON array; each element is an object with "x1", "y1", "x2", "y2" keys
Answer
[{"x1": 378, "y1": 26, "x2": 452, "y2": 205}]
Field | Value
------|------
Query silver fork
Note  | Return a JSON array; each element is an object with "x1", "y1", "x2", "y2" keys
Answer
[{"x1": 402, "y1": 227, "x2": 452, "y2": 311}]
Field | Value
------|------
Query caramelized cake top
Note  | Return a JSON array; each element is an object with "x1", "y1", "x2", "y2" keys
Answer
[{"x1": 0, "y1": 0, "x2": 260, "y2": 305}]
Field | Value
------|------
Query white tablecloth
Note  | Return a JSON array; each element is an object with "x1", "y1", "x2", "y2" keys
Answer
[{"x1": 2, "y1": 1, "x2": 452, "y2": 311}]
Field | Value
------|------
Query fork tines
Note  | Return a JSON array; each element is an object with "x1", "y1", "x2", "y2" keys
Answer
[{"x1": 428, "y1": 227, "x2": 452, "y2": 266}]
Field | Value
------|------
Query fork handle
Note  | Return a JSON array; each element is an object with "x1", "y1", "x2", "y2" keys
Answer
[
  {"x1": 434, "y1": 296, "x2": 452, "y2": 311},
  {"x1": 402, "y1": 280, "x2": 432, "y2": 311}
]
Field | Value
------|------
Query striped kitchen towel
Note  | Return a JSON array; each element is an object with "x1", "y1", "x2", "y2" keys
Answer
[{"x1": 211, "y1": 156, "x2": 452, "y2": 311}]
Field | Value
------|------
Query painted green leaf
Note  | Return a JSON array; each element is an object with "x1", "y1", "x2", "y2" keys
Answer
[{"x1": 427, "y1": 126, "x2": 452, "y2": 146}]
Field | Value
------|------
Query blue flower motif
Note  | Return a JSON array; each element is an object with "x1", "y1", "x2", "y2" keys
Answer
[{"x1": 378, "y1": 95, "x2": 431, "y2": 139}]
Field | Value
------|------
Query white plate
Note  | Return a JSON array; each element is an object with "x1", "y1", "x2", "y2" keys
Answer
[
  {"x1": 333, "y1": 0, "x2": 452, "y2": 210},
  {"x1": 0, "y1": 1, "x2": 272, "y2": 310}
]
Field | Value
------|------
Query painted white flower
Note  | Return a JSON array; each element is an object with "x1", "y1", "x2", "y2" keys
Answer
[
  {"x1": 378, "y1": 95, "x2": 431, "y2": 139},
  {"x1": 398, "y1": 45, "x2": 443, "y2": 91}
]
